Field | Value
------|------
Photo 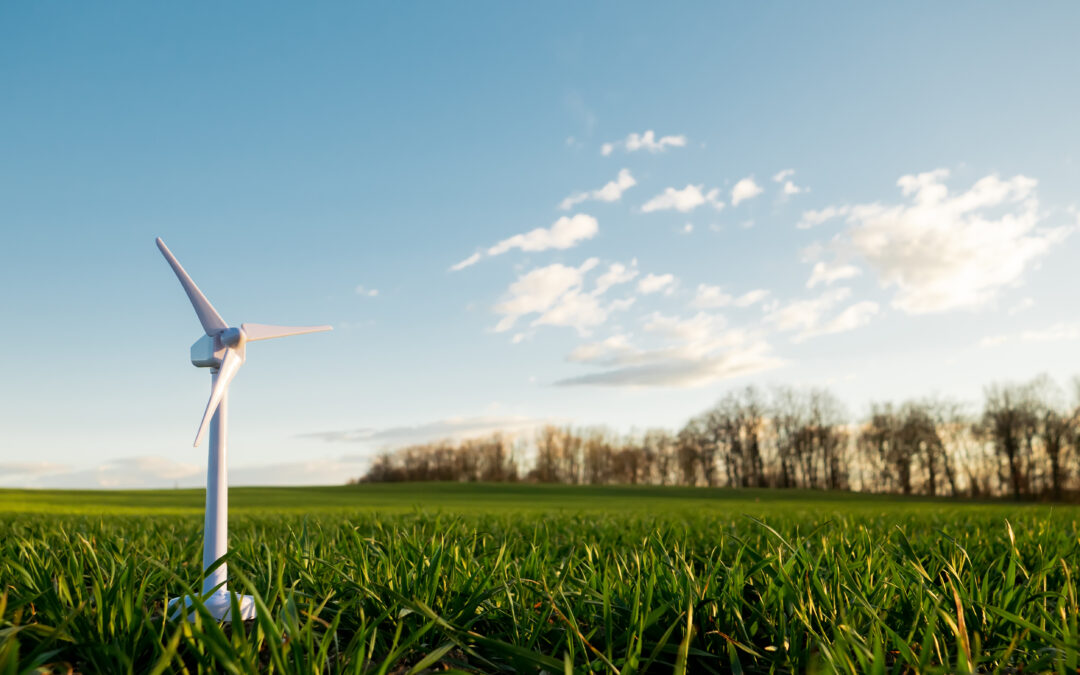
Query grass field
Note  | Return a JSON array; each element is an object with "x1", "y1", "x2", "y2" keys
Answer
[{"x1": 1, "y1": 484, "x2": 1078, "y2": 673}]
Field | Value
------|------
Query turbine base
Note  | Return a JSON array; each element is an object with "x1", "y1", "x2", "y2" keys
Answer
[{"x1": 168, "y1": 591, "x2": 256, "y2": 621}]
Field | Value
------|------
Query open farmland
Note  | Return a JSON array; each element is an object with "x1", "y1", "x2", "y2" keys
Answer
[{"x1": 1, "y1": 484, "x2": 1078, "y2": 673}]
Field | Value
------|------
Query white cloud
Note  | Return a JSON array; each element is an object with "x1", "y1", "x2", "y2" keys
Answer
[
  {"x1": 773, "y1": 169, "x2": 806, "y2": 196},
  {"x1": 980, "y1": 321, "x2": 1080, "y2": 347},
  {"x1": 692, "y1": 285, "x2": 768, "y2": 309},
  {"x1": 765, "y1": 287, "x2": 879, "y2": 342},
  {"x1": 593, "y1": 260, "x2": 639, "y2": 295},
  {"x1": 0, "y1": 461, "x2": 69, "y2": 477},
  {"x1": 731, "y1": 177, "x2": 764, "y2": 206},
  {"x1": 452, "y1": 214, "x2": 599, "y2": 271},
  {"x1": 809, "y1": 170, "x2": 1073, "y2": 314},
  {"x1": 492, "y1": 258, "x2": 638, "y2": 335},
  {"x1": 6, "y1": 456, "x2": 205, "y2": 489},
  {"x1": 797, "y1": 205, "x2": 849, "y2": 230},
  {"x1": 602, "y1": 130, "x2": 686, "y2": 156},
  {"x1": 533, "y1": 287, "x2": 607, "y2": 332},
  {"x1": 692, "y1": 284, "x2": 733, "y2": 308},
  {"x1": 806, "y1": 261, "x2": 861, "y2": 288},
  {"x1": 638, "y1": 272, "x2": 675, "y2": 294},
  {"x1": 641, "y1": 185, "x2": 724, "y2": 213},
  {"x1": 568, "y1": 334, "x2": 635, "y2": 363},
  {"x1": 305, "y1": 415, "x2": 549, "y2": 449},
  {"x1": 493, "y1": 259, "x2": 597, "y2": 332},
  {"x1": 559, "y1": 169, "x2": 637, "y2": 210},
  {"x1": 734, "y1": 289, "x2": 770, "y2": 307},
  {"x1": 488, "y1": 213, "x2": 599, "y2": 256},
  {"x1": 682, "y1": 223, "x2": 694, "y2": 234},
  {"x1": 450, "y1": 252, "x2": 482, "y2": 272},
  {"x1": 355, "y1": 285, "x2": 379, "y2": 297},
  {"x1": 801, "y1": 301, "x2": 880, "y2": 342},
  {"x1": 558, "y1": 312, "x2": 782, "y2": 387}
]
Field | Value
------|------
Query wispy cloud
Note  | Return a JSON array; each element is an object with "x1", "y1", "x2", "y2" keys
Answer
[
  {"x1": 304, "y1": 415, "x2": 550, "y2": 449},
  {"x1": 558, "y1": 312, "x2": 783, "y2": 387},
  {"x1": 772, "y1": 169, "x2": 806, "y2": 196},
  {"x1": 806, "y1": 261, "x2": 861, "y2": 288},
  {"x1": 492, "y1": 258, "x2": 638, "y2": 335},
  {"x1": 559, "y1": 169, "x2": 637, "y2": 210},
  {"x1": 980, "y1": 321, "x2": 1080, "y2": 348},
  {"x1": 637, "y1": 272, "x2": 675, "y2": 295},
  {"x1": 601, "y1": 130, "x2": 686, "y2": 156},
  {"x1": 641, "y1": 185, "x2": 724, "y2": 213},
  {"x1": 765, "y1": 287, "x2": 879, "y2": 343},
  {"x1": 692, "y1": 285, "x2": 770, "y2": 309},
  {"x1": 451, "y1": 214, "x2": 599, "y2": 271}
]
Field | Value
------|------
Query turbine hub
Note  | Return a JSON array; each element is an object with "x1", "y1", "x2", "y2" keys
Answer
[{"x1": 220, "y1": 326, "x2": 245, "y2": 347}]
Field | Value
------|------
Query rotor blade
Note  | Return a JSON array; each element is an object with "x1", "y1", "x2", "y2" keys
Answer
[
  {"x1": 156, "y1": 238, "x2": 228, "y2": 337},
  {"x1": 241, "y1": 323, "x2": 333, "y2": 341},
  {"x1": 193, "y1": 347, "x2": 244, "y2": 447}
]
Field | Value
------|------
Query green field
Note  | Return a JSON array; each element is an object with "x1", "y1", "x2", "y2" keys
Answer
[{"x1": 1, "y1": 484, "x2": 1078, "y2": 674}]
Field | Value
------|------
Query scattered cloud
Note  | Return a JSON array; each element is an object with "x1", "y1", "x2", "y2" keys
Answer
[
  {"x1": 805, "y1": 169, "x2": 1073, "y2": 314},
  {"x1": 601, "y1": 130, "x2": 686, "y2": 156},
  {"x1": 567, "y1": 334, "x2": 636, "y2": 363},
  {"x1": 731, "y1": 177, "x2": 764, "y2": 206},
  {"x1": 638, "y1": 273, "x2": 675, "y2": 295},
  {"x1": 692, "y1": 285, "x2": 769, "y2": 309},
  {"x1": 772, "y1": 169, "x2": 806, "y2": 196},
  {"x1": 0, "y1": 461, "x2": 69, "y2": 477},
  {"x1": 692, "y1": 284, "x2": 732, "y2": 309},
  {"x1": 980, "y1": 321, "x2": 1080, "y2": 348},
  {"x1": 304, "y1": 415, "x2": 549, "y2": 450},
  {"x1": 452, "y1": 214, "x2": 599, "y2": 271},
  {"x1": 797, "y1": 205, "x2": 849, "y2": 230},
  {"x1": 450, "y1": 252, "x2": 482, "y2": 272},
  {"x1": 492, "y1": 258, "x2": 639, "y2": 335},
  {"x1": 488, "y1": 214, "x2": 599, "y2": 256},
  {"x1": 682, "y1": 223, "x2": 694, "y2": 234},
  {"x1": 765, "y1": 287, "x2": 879, "y2": 342},
  {"x1": 734, "y1": 289, "x2": 770, "y2": 307},
  {"x1": 559, "y1": 169, "x2": 637, "y2": 210},
  {"x1": 558, "y1": 312, "x2": 783, "y2": 387},
  {"x1": 593, "y1": 260, "x2": 639, "y2": 295},
  {"x1": 806, "y1": 261, "x2": 861, "y2": 288},
  {"x1": 641, "y1": 185, "x2": 724, "y2": 213},
  {"x1": 355, "y1": 285, "x2": 379, "y2": 297}
]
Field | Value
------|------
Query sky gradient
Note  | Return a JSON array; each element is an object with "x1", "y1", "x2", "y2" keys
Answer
[{"x1": 2, "y1": 2, "x2": 1079, "y2": 488}]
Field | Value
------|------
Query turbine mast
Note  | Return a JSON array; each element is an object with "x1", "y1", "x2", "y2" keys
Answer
[{"x1": 203, "y1": 368, "x2": 230, "y2": 598}]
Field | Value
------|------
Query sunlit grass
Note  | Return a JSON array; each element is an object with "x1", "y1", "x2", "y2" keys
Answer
[{"x1": 1, "y1": 484, "x2": 1078, "y2": 673}]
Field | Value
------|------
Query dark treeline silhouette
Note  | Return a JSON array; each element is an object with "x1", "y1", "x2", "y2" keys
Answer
[{"x1": 352, "y1": 374, "x2": 1080, "y2": 500}]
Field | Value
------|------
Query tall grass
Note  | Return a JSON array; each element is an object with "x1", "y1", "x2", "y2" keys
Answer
[{"x1": 1, "y1": 486, "x2": 1078, "y2": 673}]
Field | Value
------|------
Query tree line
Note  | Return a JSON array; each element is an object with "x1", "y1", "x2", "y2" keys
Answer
[{"x1": 352, "y1": 374, "x2": 1080, "y2": 501}]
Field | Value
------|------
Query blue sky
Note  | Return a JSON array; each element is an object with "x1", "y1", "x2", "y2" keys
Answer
[{"x1": 2, "y1": 2, "x2": 1079, "y2": 487}]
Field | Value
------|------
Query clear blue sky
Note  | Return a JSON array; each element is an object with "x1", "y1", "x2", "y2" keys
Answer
[{"x1": 2, "y1": 2, "x2": 1079, "y2": 487}]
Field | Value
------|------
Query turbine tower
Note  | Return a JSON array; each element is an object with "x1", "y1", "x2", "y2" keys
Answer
[{"x1": 156, "y1": 238, "x2": 331, "y2": 620}]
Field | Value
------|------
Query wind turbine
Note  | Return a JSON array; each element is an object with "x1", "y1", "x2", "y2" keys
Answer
[{"x1": 156, "y1": 237, "x2": 331, "y2": 620}]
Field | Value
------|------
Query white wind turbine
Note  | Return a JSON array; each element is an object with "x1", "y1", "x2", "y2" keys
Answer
[{"x1": 156, "y1": 237, "x2": 331, "y2": 620}]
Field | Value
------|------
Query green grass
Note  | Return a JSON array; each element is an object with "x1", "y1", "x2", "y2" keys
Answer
[{"x1": 1, "y1": 484, "x2": 1078, "y2": 673}]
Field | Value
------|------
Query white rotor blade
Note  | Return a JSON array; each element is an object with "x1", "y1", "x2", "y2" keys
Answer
[
  {"x1": 241, "y1": 323, "x2": 333, "y2": 341},
  {"x1": 156, "y1": 238, "x2": 228, "y2": 337},
  {"x1": 193, "y1": 347, "x2": 244, "y2": 447}
]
